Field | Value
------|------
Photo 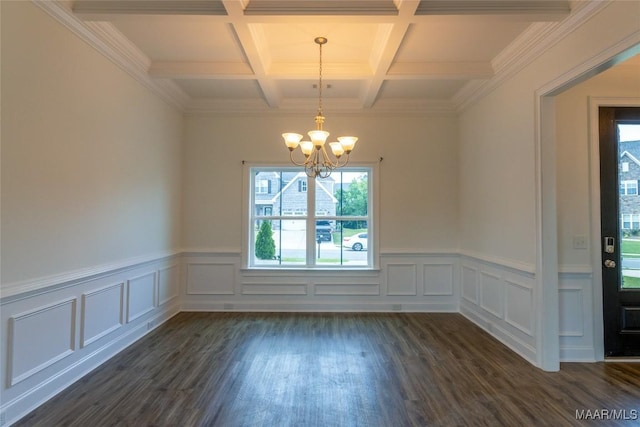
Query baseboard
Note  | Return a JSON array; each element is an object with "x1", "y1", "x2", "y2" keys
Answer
[
  {"x1": 460, "y1": 304, "x2": 537, "y2": 367},
  {"x1": 181, "y1": 300, "x2": 459, "y2": 313},
  {"x1": 560, "y1": 346, "x2": 597, "y2": 362}
]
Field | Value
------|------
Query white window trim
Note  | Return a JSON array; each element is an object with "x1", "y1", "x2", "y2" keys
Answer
[{"x1": 241, "y1": 162, "x2": 379, "y2": 270}]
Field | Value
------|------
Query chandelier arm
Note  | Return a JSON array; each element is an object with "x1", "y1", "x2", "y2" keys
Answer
[
  {"x1": 320, "y1": 145, "x2": 336, "y2": 170},
  {"x1": 332, "y1": 152, "x2": 349, "y2": 168},
  {"x1": 289, "y1": 150, "x2": 310, "y2": 167}
]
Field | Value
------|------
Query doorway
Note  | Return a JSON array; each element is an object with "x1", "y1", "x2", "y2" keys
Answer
[{"x1": 599, "y1": 106, "x2": 640, "y2": 357}]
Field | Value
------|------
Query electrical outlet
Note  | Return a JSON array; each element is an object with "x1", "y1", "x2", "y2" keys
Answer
[
  {"x1": 573, "y1": 236, "x2": 588, "y2": 250},
  {"x1": 392, "y1": 304, "x2": 402, "y2": 311},
  {"x1": 223, "y1": 303, "x2": 234, "y2": 310},
  {"x1": 147, "y1": 320, "x2": 153, "y2": 330}
]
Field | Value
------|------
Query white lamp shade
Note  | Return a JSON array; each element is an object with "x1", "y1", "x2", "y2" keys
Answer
[
  {"x1": 283, "y1": 133, "x2": 303, "y2": 149},
  {"x1": 329, "y1": 142, "x2": 344, "y2": 157},
  {"x1": 308, "y1": 130, "x2": 329, "y2": 148},
  {"x1": 338, "y1": 136, "x2": 358, "y2": 152},
  {"x1": 300, "y1": 140, "x2": 314, "y2": 156}
]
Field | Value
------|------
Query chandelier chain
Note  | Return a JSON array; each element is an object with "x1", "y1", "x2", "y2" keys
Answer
[{"x1": 318, "y1": 40, "x2": 323, "y2": 116}]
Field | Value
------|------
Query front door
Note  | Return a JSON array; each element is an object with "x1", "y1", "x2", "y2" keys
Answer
[{"x1": 600, "y1": 106, "x2": 640, "y2": 357}]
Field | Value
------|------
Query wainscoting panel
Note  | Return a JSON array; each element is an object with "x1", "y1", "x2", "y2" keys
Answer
[
  {"x1": 186, "y1": 261, "x2": 236, "y2": 295},
  {"x1": 81, "y1": 282, "x2": 124, "y2": 347},
  {"x1": 158, "y1": 264, "x2": 180, "y2": 306},
  {"x1": 461, "y1": 265, "x2": 478, "y2": 304},
  {"x1": 181, "y1": 252, "x2": 458, "y2": 312},
  {"x1": 242, "y1": 282, "x2": 308, "y2": 295},
  {"x1": 386, "y1": 264, "x2": 418, "y2": 296},
  {"x1": 314, "y1": 282, "x2": 380, "y2": 296},
  {"x1": 480, "y1": 272, "x2": 503, "y2": 318},
  {"x1": 504, "y1": 280, "x2": 534, "y2": 336},
  {"x1": 558, "y1": 271, "x2": 595, "y2": 361},
  {"x1": 127, "y1": 272, "x2": 157, "y2": 323},
  {"x1": 459, "y1": 255, "x2": 537, "y2": 365},
  {"x1": 0, "y1": 254, "x2": 181, "y2": 427},
  {"x1": 423, "y1": 264, "x2": 454, "y2": 296},
  {"x1": 8, "y1": 298, "x2": 77, "y2": 386}
]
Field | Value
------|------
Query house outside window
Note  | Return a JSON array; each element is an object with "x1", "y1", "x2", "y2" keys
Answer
[
  {"x1": 256, "y1": 179, "x2": 270, "y2": 194},
  {"x1": 245, "y1": 166, "x2": 376, "y2": 269},
  {"x1": 620, "y1": 180, "x2": 638, "y2": 195}
]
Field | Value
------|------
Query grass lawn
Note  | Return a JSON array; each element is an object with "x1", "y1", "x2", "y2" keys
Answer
[
  {"x1": 621, "y1": 239, "x2": 640, "y2": 257},
  {"x1": 622, "y1": 275, "x2": 640, "y2": 289}
]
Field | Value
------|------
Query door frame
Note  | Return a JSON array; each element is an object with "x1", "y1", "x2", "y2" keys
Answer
[
  {"x1": 536, "y1": 39, "x2": 639, "y2": 369},
  {"x1": 589, "y1": 97, "x2": 640, "y2": 360}
]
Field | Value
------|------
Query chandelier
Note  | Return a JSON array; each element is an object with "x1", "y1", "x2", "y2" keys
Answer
[{"x1": 282, "y1": 37, "x2": 358, "y2": 179}]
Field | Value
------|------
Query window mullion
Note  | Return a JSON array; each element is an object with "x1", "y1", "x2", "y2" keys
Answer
[{"x1": 307, "y1": 177, "x2": 316, "y2": 266}]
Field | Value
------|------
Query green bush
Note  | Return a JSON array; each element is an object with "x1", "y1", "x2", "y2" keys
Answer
[{"x1": 255, "y1": 221, "x2": 276, "y2": 260}]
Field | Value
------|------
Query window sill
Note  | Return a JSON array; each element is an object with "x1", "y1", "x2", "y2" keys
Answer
[{"x1": 240, "y1": 267, "x2": 381, "y2": 277}]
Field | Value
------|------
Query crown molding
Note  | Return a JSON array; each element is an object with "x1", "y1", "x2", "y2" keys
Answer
[
  {"x1": 452, "y1": 0, "x2": 610, "y2": 112},
  {"x1": 32, "y1": 0, "x2": 190, "y2": 111}
]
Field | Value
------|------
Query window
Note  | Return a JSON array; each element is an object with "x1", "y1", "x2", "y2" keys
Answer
[
  {"x1": 620, "y1": 180, "x2": 638, "y2": 195},
  {"x1": 256, "y1": 179, "x2": 270, "y2": 194},
  {"x1": 246, "y1": 166, "x2": 375, "y2": 268},
  {"x1": 622, "y1": 162, "x2": 630, "y2": 172},
  {"x1": 621, "y1": 214, "x2": 640, "y2": 230}
]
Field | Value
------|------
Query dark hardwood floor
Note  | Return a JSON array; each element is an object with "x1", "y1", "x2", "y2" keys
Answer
[{"x1": 15, "y1": 312, "x2": 640, "y2": 426}]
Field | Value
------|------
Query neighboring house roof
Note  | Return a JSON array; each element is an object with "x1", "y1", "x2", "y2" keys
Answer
[
  {"x1": 255, "y1": 171, "x2": 337, "y2": 204},
  {"x1": 620, "y1": 140, "x2": 640, "y2": 164},
  {"x1": 621, "y1": 150, "x2": 640, "y2": 168}
]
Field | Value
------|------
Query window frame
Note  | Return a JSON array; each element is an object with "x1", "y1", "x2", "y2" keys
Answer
[{"x1": 242, "y1": 163, "x2": 379, "y2": 270}]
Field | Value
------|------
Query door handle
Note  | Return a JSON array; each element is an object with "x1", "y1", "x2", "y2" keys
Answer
[{"x1": 604, "y1": 259, "x2": 616, "y2": 268}]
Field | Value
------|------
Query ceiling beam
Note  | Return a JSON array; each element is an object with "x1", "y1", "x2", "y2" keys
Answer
[
  {"x1": 221, "y1": 0, "x2": 281, "y2": 107},
  {"x1": 243, "y1": 0, "x2": 398, "y2": 16},
  {"x1": 415, "y1": 0, "x2": 571, "y2": 17},
  {"x1": 361, "y1": 0, "x2": 420, "y2": 108},
  {"x1": 72, "y1": 1, "x2": 227, "y2": 18}
]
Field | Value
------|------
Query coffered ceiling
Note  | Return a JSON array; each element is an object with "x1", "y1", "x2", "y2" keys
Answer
[{"x1": 54, "y1": 0, "x2": 579, "y2": 113}]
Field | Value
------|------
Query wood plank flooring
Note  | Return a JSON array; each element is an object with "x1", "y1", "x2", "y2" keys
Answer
[{"x1": 15, "y1": 312, "x2": 640, "y2": 426}]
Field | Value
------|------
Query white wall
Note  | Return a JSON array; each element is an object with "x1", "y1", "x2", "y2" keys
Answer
[
  {"x1": 458, "y1": 0, "x2": 640, "y2": 368},
  {"x1": 180, "y1": 113, "x2": 461, "y2": 312},
  {"x1": 459, "y1": 1, "x2": 640, "y2": 269},
  {"x1": 555, "y1": 58, "x2": 640, "y2": 361},
  {"x1": 183, "y1": 113, "x2": 459, "y2": 252},
  {"x1": 0, "y1": 3, "x2": 183, "y2": 424},
  {"x1": 1, "y1": 1, "x2": 184, "y2": 291},
  {"x1": 556, "y1": 60, "x2": 640, "y2": 269}
]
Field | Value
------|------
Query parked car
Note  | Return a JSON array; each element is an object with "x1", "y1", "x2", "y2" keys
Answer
[
  {"x1": 343, "y1": 233, "x2": 367, "y2": 251},
  {"x1": 316, "y1": 220, "x2": 333, "y2": 242}
]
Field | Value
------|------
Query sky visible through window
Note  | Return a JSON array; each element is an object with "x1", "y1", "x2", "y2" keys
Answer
[{"x1": 619, "y1": 124, "x2": 640, "y2": 142}]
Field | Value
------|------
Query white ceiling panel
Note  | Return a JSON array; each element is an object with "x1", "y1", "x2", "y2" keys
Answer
[
  {"x1": 175, "y1": 79, "x2": 264, "y2": 99},
  {"x1": 111, "y1": 17, "x2": 245, "y2": 62},
  {"x1": 379, "y1": 80, "x2": 467, "y2": 99},
  {"x1": 66, "y1": 0, "x2": 578, "y2": 112},
  {"x1": 277, "y1": 80, "x2": 364, "y2": 99},
  {"x1": 397, "y1": 19, "x2": 531, "y2": 62}
]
